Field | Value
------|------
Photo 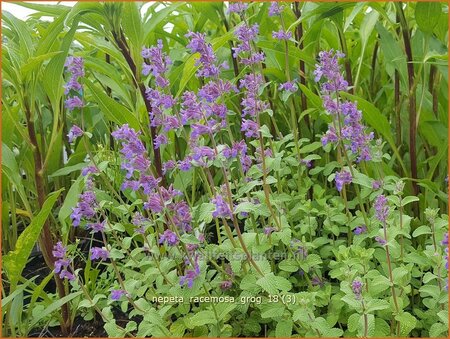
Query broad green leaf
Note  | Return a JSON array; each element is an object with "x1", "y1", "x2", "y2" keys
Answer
[
  {"x1": 275, "y1": 319, "x2": 293, "y2": 337},
  {"x1": 257, "y1": 273, "x2": 292, "y2": 294},
  {"x1": 395, "y1": 311, "x2": 417, "y2": 337}
]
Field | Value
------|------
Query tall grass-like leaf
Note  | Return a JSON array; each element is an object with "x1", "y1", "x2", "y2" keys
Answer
[
  {"x1": 415, "y1": 2, "x2": 442, "y2": 34},
  {"x1": 1, "y1": 143, "x2": 31, "y2": 213},
  {"x1": 3, "y1": 189, "x2": 63, "y2": 288},
  {"x1": 29, "y1": 291, "x2": 83, "y2": 328},
  {"x1": 85, "y1": 80, "x2": 140, "y2": 130}
]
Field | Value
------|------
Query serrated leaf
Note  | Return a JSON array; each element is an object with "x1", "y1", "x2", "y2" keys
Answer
[
  {"x1": 395, "y1": 312, "x2": 417, "y2": 337},
  {"x1": 275, "y1": 319, "x2": 293, "y2": 337},
  {"x1": 257, "y1": 273, "x2": 292, "y2": 294}
]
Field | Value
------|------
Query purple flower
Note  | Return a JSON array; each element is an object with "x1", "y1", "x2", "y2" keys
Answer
[
  {"x1": 90, "y1": 247, "x2": 110, "y2": 261},
  {"x1": 163, "y1": 116, "x2": 181, "y2": 131},
  {"x1": 264, "y1": 227, "x2": 275, "y2": 235},
  {"x1": 279, "y1": 81, "x2": 297, "y2": 92},
  {"x1": 352, "y1": 279, "x2": 363, "y2": 299},
  {"x1": 86, "y1": 221, "x2": 106, "y2": 233},
  {"x1": 141, "y1": 40, "x2": 171, "y2": 88},
  {"x1": 198, "y1": 80, "x2": 237, "y2": 103},
  {"x1": 375, "y1": 236, "x2": 387, "y2": 246},
  {"x1": 81, "y1": 165, "x2": 98, "y2": 177},
  {"x1": 52, "y1": 242, "x2": 74, "y2": 281},
  {"x1": 65, "y1": 57, "x2": 84, "y2": 78},
  {"x1": 186, "y1": 32, "x2": 220, "y2": 78},
  {"x1": 220, "y1": 280, "x2": 233, "y2": 290},
  {"x1": 180, "y1": 91, "x2": 204, "y2": 124},
  {"x1": 311, "y1": 276, "x2": 324, "y2": 287},
  {"x1": 59, "y1": 270, "x2": 75, "y2": 281},
  {"x1": 65, "y1": 96, "x2": 83, "y2": 111},
  {"x1": 180, "y1": 259, "x2": 200, "y2": 288},
  {"x1": 159, "y1": 229, "x2": 179, "y2": 246},
  {"x1": 64, "y1": 57, "x2": 84, "y2": 93},
  {"x1": 353, "y1": 225, "x2": 367, "y2": 235},
  {"x1": 227, "y1": 2, "x2": 247, "y2": 14},
  {"x1": 212, "y1": 195, "x2": 232, "y2": 219},
  {"x1": 233, "y1": 24, "x2": 261, "y2": 63},
  {"x1": 71, "y1": 191, "x2": 97, "y2": 227},
  {"x1": 272, "y1": 30, "x2": 292, "y2": 40},
  {"x1": 52, "y1": 241, "x2": 67, "y2": 259},
  {"x1": 241, "y1": 119, "x2": 259, "y2": 138},
  {"x1": 301, "y1": 159, "x2": 312, "y2": 168},
  {"x1": 314, "y1": 50, "x2": 347, "y2": 91},
  {"x1": 154, "y1": 134, "x2": 168, "y2": 149},
  {"x1": 162, "y1": 160, "x2": 176, "y2": 175},
  {"x1": 374, "y1": 195, "x2": 389, "y2": 223},
  {"x1": 268, "y1": 2, "x2": 283, "y2": 16},
  {"x1": 111, "y1": 289, "x2": 126, "y2": 301},
  {"x1": 335, "y1": 170, "x2": 352, "y2": 192},
  {"x1": 442, "y1": 232, "x2": 449, "y2": 246},
  {"x1": 144, "y1": 193, "x2": 164, "y2": 213},
  {"x1": 372, "y1": 180, "x2": 383, "y2": 190},
  {"x1": 171, "y1": 201, "x2": 192, "y2": 232},
  {"x1": 179, "y1": 157, "x2": 192, "y2": 171}
]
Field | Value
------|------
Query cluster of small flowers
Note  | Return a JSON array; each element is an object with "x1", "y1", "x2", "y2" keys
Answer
[
  {"x1": 227, "y1": 2, "x2": 248, "y2": 14},
  {"x1": 443, "y1": 234, "x2": 449, "y2": 290},
  {"x1": 233, "y1": 23, "x2": 264, "y2": 65},
  {"x1": 351, "y1": 279, "x2": 363, "y2": 299},
  {"x1": 335, "y1": 169, "x2": 352, "y2": 192},
  {"x1": 314, "y1": 50, "x2": 374, "y2": 190},
  {"x1": 53, "y1": 242, "x2": 75, "y2": 281},
  {"x1": 142, "y1": 41, "x2": 179, "y2": 151},
  {"x1": 220, "y1": 264, "x2": 234, "y2": 290},
  {"x1": 374, "y1": 194, "x2": 389, "y2": 223},
  {"x1": 64, "y1": 56, "x2": 84, "y2": 111}
]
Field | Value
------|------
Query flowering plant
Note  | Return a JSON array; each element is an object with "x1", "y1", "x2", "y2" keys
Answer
[{"x1": 2, "y1": 2, "x2": 448, "y2": 338}]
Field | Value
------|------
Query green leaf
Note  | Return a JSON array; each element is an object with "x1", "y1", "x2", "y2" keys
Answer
[
  {"x1": 85, "y1": 80, "x2": 140, "y2": 130},
  {"x1": 49, "y1": 163, "x2": 87, "y2": 178},
  {"x1": 30, "y1": 291, "x2": 82, "y2": 328},
  {"x1": 365, "y1": 299, "x2": 390, "y2": 313},
  {"x1": 340, "y1": 92, "x2": 407, "y2": 175},
  {"x1": 347, "y1": 313, "x2": 360, "y2": 332},
  {"x1": 58, "y1": 176, "x2": 83, "y2": 239},
  {"x1": 275, "y1": 319, "x2": 293, "y2": 337},
  {"x1": 401, "y1": 196, "x2": 420, "y2": 206},
  {"x1": 412, "y1": 225, "x2": 432, "y2": 237},
  {"x1": 185, "y1": 310, "x2": 217, "y2": 328},
  {"x1": 395, "y1": 312, "x2": 417, "y2": 337},
  {"x1": 3, "y1": 189, "x2": 63, "y2": 287},
  {"x1": 278, "y1": 259, "x2": 299, "y2": 272},
  {"x1": 42, "y1": 16, "x2": 79, "y2": 110},
  {"x1": 257, "y1": 273, "x2": 292, "y2": 294},
  {"x1": 122, "y1": 3, "x2": 142, "y2": 49},
  {"x1": 415, "y1": 2, "x2": 442, "y2": 34},
  {"x1": 2, "y1": 143, "x2": 31, "y2": 213}
]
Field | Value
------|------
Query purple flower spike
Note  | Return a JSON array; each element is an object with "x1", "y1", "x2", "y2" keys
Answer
[
  {"x1": 65, "y1": 96, "x2": 83, "y2": 111},
  {"x1": 353, "y1": 225, "x2": 367, "y2": 235},
  {"x1": 374, "y1": 195, "x2": 389, "y2": 223},
  {"x1": 159, "y1": 229, "x2": 179, "y2": 246},
  {"x1": 228, "y1": 2, "x2": 248, "y2": 14},
  {"x1": 352, "y1": 279, "x2": 363, "y2": 299},
  {"x1": 272, "y1": 30, "x2": 292, "y2": 40},
  {"x1": 67, "y1": 125, "x2": 83, "y2": 143},
  {"x1": 90, "y1": 247, "x2": 110, "y2": 261},
  {"x1": 279, "y1": 81, "x2": 297, "y2": 92},
  {"x1": 375, "y1": 236, "x2": 387, "y2": 246},
  {"x1": 211, "y1": 195, "x2": 232, "y2": 219},
  {"x1": 268, "y1": 2, "x2": 283, "y2": 16},
  {"x1": 335, "y1": 170, "x2": 352, "y2": 192},
  {"x1": 180, "y1": 259, "x2": 200, "y2": 288}
]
